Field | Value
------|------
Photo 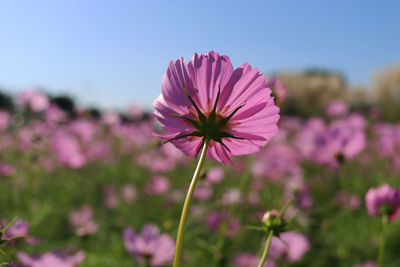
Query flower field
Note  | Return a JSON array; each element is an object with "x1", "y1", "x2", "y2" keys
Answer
[{"x1": 1, "y1": 53, "x2": 400, "y2": 267}]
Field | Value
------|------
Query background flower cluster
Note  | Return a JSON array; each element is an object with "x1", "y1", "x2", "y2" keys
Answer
[{"x1": 1, "y1": 82, "x2": 400, "y2": 266}]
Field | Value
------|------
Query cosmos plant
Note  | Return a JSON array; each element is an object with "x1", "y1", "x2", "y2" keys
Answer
[
  {"x1": 153, "y1": 51, "x2": 279, "y2": 266},
  {"x1": 365, "y1": 184, "x2": 400, "y2": 267},
  {"x1": 123, "y1": 224, "x2": 175, "y2": 267}
]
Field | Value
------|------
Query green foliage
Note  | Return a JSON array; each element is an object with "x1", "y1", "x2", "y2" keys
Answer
[{"x1": 1, "y1": 150, "x2": 400, "y2": 266}]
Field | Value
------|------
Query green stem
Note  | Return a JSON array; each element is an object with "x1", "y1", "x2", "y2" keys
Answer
[
  {"x1": 173, "y1": 140, "x2": 209, "y2": 267},
  {"x1": 258, "y1": 230, "x2": 274, "y2": 267},
  {"x1": 377, "y1": 215, "x2": 388, "y2": 267},
  {"x1": 1, "y1": 217, "x2": 20, "y2": 235}
]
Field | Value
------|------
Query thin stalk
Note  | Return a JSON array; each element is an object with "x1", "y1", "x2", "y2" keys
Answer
[
  {"x1": 377, "y1": 215, "x2": 388, "y2": 267},
  {"x1": 258, "y1": 230, "x2": 274, "y2": 267},
  {"x1": 173, "y1": 140, "x2": 209, "y2": 267},
  {"x1": 1, "y1": 217, "x2": 20, "y2": 235}
]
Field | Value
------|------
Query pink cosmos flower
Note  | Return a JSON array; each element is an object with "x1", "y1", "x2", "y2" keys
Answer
[
  {"x1": 85, "y1": 141, "x2": 111, "y2": 161},
  {"x1": 127, "y1": 103, "x2": 144, "y2": 119},
  {"x1": 68, "y1": 119, "x2": 96, "y2": 143},
  {"x1": 136, "y1": 142, "x2": 184, "y2": 172},
  {"x1": 335, "y1": 191, "x2": 361, "y2": 210},
  {"x1": 205, "y1": 167, "x2": 224, "y2": 184},
  {"x1": 103, "y1": 185, "x2": 120, "y2": 209},
  {"x1": 374, "y1": 123, "x2": 400, "y2": 157},
  {"x1": 247, "y1": 191, "x2": 261, "y2": 205},
  {"x1": 46, "y1": 104, "x2": 66, "y2": 124},
  {"x1": 121, "y1": 184, "x2": 137, "y2": 203},
  {"x1": 69, "y1": 205, "x2": 99, "y2": 236},
  {"x1": 51, "y1": 132, "x2": 86, "y2": 169},
  {"x1": 221, "y1": 188, "x2": 241, "y2": 205},
  {"x1": 365, "y1": 184, "x2": 400, "y2": 220},
  {"x1": 233, "y1": 253, "x2": 277, "y2": 267},
  {"x1": 102, "y1": 111, "x2": 121, "y2": 126},
  {"x1": 17, "y1": 89, "x2": 49, "y2": 112},
  {"x1": 353, "y1": 261, "x2": 377, "y2": 267},
  {"x1": 284, "y1": 180, "x2": 313, "y2": 210},
  {"x1": 252, "y1": 143, "x2": 302, "y2": 181},
  {"x1": 153, "y1": 51, "x2": 279, "y2": 164},
  {"x1": 266, "y1": 76, "x2": 288, "y2": 105},
  {"x1": 295, "y1": 117, "x2": 327, "y2": 159},
  {"x1": 145, "y1": 176, "x2": 170, "y2": 195},
  {"x1": 123, "y1": 224, "x2": 175, "y2": 267},
  {"x1": 17, "y1": 251, "x2": 86, "y2": 267},
  {"x1": 1, "y1": 219, "x2": 32, "y2": 244},
  {"x1": 193, "y1": 184, "x2": 213, "y2": 201},
  {"x1": 0, "y1": 163, "x2": 14, "y2": 177},
  {"x1": 0, "y1": 111, "x2": 10, "y2": 132},
  {"x1": 326, "y1": 99, "x2": 348, "y2": 118},
  {"x1": 296, "y1": 115, "x2": 366, "y2": 167},
  {"x1": 206, "y1": 211, "x2": 240, "y2": 238},
  {"x1": 269, "y1": 231, "x2": 310, "y2": 263}
]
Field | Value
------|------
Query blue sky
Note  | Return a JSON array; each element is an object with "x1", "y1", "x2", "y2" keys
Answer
[{"x1": 1, "y1": 0, "x2": 399, "y2": 110}]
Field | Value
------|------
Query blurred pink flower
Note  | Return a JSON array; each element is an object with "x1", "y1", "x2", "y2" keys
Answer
[
  {"x1": 153, "y1": 51, "x2": 279, "y2": 164},
  {"x1": 247, "y1": 191, "x2": 261, "y2": 205},
  {"x1": 114, "y1": 121, "x2": 154, "y2": 150},
  {"x1": 193, "y1": 184, "x2": 213, "y2": 201},
  {"x1": 17, "y1": 89, "x2": 49, "y2": 112},
  {"x1": 51, "y1": 132, "x2": 86, "y2": 169},
  {"x1": 326, "y1": 99, "x2": 348, "y2": 117},
  {"x1": 145, "y1": 176, "x2": 170, "y2": 195},
  {"x1": 221, "y1": 188, "x2": 241, "y2": 205},
  {"x1": 103, "y1": 185, "x2": 120, "y2": 209},
  {"x1": 365, "y1": 184, "x2": 400, "y2": 220},
  {"x1": 136, "y1": 143, "x2": 185, "y2": 172},
  {"x1": 252, "y1": 143, "x2": 302, "y2": 181},
  {"x1": 353, "y1": 261, "x2": 377, "y2": 267},
  {"x1": 121, "y1": 184, "x2": 137, "y2": 203},
  {"x1": 233, "y1": 253, "x2": 277, "y2": 267},
  {"x1": 69, "y1": 205, "x2": 99, "y2": 236},
  {"x1": 266, "y1": 76, "x2": 288, "y2": 105},
  {"x1": 374, "y1": 123, "x2": 400, "y2": 157},
  {"x1": 46, "y1": 105, "x2": 66, "y2": 123},
  {"x1": 102, "y1": 111, "x2": 121, "y2": 125},
  {"x1": 0, "y1": 111, "x2": 10, "y2": 132},
  {"x1": 85, "y1": 141, "x2": 111, "y2": 161},
  {"x1": 1, "y1": 219, "x2": 29, "y2": 244},
  {"x1": 335, "y1": 191, "x2": 361, "y2": 210},
  {"x1": 320, "y1": 117, "x2": 366, "y2": 166},
  {"x1": 295, "y1": 117, "x2": 327, "y2": 159},
  {"x1": 206, "y1": 211, "x2": 240, "y2": 238},
  {"x1": 296, "y1": 115, "x2": 366, "y2": 167},
  {"x1": 68, "y1": 119, "x2": 96, "y2": 143},
  {"x1": 0, "y1": 163, "x2": 14, "y2": 177},
  {"x1": 269, "y1": 231, "x2": 310, "y2": 263},
  {"x1": 127, "y1": 103, "x2": 144, "y2": 119},
  {"x1": 284, "y1": 180, "x2": 313, "y2": 210},
  {"x1": 123, "y1": 224, "x2": 174, "y2": 267},
  {"x1": 17, "y1": 251, "x2": 86, "y2": 267},
  {"x1": 206, "y1": 167, "x2": 224, "y2": 184}
]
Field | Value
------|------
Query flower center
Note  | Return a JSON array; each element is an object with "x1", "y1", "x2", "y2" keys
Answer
[{"x1": 165, "y1": 87, "x2": 244, "y2": 153}]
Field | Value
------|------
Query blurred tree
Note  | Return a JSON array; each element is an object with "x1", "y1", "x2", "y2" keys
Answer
[
  {"x1": 87, "y1": 107, "x2": 102, "y2": 119},
  {"x1": 51, "y1": 95, "x2": 76, "y2": 118},
  {"x1": 345, "y1": 85, "x2": 373, "y2": 114},
  {"x1": 374, "y1": 64, "x2": 400, "y2": 122},
  {"x1": 277, "y1": 69, "x2": 347, "y2": 117},
  {"x1": 0, "y1": 91, "x2": 16, "y2": 112}
]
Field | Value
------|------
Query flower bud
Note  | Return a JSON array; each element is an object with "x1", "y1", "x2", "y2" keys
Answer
[
  {"x1": 261, "y1": 209, "x2": 286, "y2": 236},
  {"x1": 262, "y1": 209, "x2": 280, "y2": 224}
]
